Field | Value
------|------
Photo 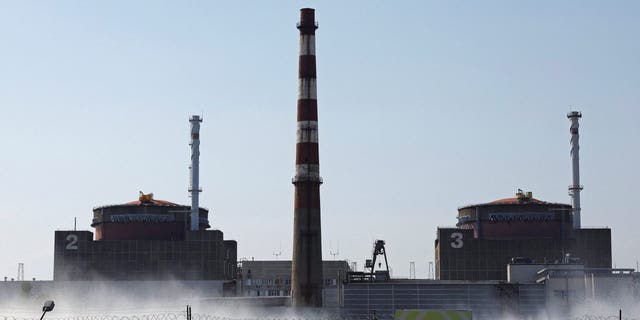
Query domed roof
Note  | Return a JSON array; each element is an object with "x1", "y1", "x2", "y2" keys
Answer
[
  {"x1": 459, "y1": 190, "x2": 570, "y2": 210},
  {"x1": 94, "y1": 192, "x2": 188, "y2": 210},
  {"x1": 121, "y1": 192, "x2": 181, "y2": 206},
  {"x1": 488, "y1": 197, "x2": 547, "y2": 205}
]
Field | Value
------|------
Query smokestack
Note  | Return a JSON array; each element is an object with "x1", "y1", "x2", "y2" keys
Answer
[
  {"x1": 189, "y1": 115, "x2": 202, "y2": 231},
  {"x1": 291, "y1": 8, "x2": 323, "y2": 308},
  {"x1": 568, "y1": 111, "x2": 583, "y2": 229}
]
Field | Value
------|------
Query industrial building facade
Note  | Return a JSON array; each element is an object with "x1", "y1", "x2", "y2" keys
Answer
[
  {"x1": 239, "y1": 260, "x2": 350, "y2": 308},
  {"x1": 341, "y1": 280, "x2": 546, "y2": 320},
  {"x1": 54, "y1": 195, "x2": 237, "y2": 281},
  {"x1": 435, "y1": 192, "x2": 611, "y2": 281}
]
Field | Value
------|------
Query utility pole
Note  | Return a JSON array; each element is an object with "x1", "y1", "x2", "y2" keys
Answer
[
  {"x1": 273, "y1": 242, "x2": 282, "y2": 260},
  {"x1": 330, "y1": 242, "x2": 340, "y2": 260},
  {"x1": 17, "y1": 263, "x2": 24, "y2": 281}
]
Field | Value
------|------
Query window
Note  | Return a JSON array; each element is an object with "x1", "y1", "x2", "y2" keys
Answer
[
  {"x1": 268, "y1": 290, "x2": 280, "y2": 296},
  {"x1": 325, "y1": 278, "x2": 337, "y2": 286}
]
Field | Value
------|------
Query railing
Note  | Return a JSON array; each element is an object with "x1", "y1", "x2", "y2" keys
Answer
[{"x1": 296, "y1": 22, "x2": 319, "y2": 28}]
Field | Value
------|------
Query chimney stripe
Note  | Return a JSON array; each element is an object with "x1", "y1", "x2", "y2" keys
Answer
[
  {"x1": 297, "y1": 100, "x2": 318, "y2": 121},
  {"x1": 295, "y1": 143, "x2": 319, "y2": 164},
  {"x1": 296, "y1": 121, "x2": 319, "y2": 143},
  {"x1": 298, "y1": 56, "x2": 317, "y2": 78},
  {"x1": 297, "y1": 79, "x2": 317, "y2": 100},
  {"x1": 300, "y1": 35, "x2": 316, "y2": 55}
]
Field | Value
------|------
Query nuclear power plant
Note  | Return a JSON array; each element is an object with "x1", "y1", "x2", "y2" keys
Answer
[{"x1": 1, "y1": 7, "x2": 638, "y2": 320}]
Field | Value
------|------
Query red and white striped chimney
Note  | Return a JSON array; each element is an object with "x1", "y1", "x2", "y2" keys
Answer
[{"x1": 291, "y1": 8, "x2": 323, "y2": 308}]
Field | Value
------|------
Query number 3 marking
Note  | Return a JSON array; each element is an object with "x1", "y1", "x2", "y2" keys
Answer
[
  {"x1": 66, "y1": 234, "x2": 78, "y2": 250},
  {"x1": 450, "y1": 232, "x2": 464, "y2": 249}
]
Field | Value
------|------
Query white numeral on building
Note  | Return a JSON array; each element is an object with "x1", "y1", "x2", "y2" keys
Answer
[
  {"x1": 65, "y1": 234, "x2": 79, "y2": 250},
  {"x1": 450, "y1": 232, "x2": 464, "y2": 249}
]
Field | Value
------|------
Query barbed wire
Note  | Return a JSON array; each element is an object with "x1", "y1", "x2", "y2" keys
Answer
[
  {"x1": 0, "y1": 313, "x2": 348, "y2": 320},
  {"x1": 0, "y1": 313, "x2": 186, "y2": 320},
  {"x1": 571, "y1": 315, "x2": 639, "y2": 320},
  {"x1": 3, "y1": 313, "x2": 638, "y2": 320}
]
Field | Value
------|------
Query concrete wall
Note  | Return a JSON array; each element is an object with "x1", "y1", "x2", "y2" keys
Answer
[
  {"x1": 341, "y1": 281, "x2": 545, "y2": 320},
  {"x1": 435, "y1": 227, "x2": 611, "y2": 281},
  {"x1": 239, "y1": 260, "x2": 349, "y2": 308},
  {"x1": 54, "y1": 230, "x2": 237, "y2": 281},
  {"x1": 540, "y1": 269, "x2": 640, "y2": 315},
  {"x1": 0, "y1": 280, "x2": 224, "y2": 308}
]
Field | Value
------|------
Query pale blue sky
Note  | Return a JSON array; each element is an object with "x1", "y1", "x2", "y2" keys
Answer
[{"x1": 0, "y1": 1, "x2": 638, "y2": 280}]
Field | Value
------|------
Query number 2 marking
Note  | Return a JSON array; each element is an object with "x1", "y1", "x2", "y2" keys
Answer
[
  {"x1": 450, "y1": 232, "x2": 464, "y2": 249},
  {"x1": 65, "y1": 234, "x2": 78, "y2": 250}
]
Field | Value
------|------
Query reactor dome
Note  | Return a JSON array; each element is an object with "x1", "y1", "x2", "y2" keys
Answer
[
  {"x1": 91, "y1": 192, "x2": 210, "y2": 241},
  {"x1": 456, "y1": 190, "x2": 572, "y2": 240}
]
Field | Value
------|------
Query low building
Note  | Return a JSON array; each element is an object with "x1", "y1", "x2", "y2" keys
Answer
[
  {"x1": 340, "y1": 278, "x2": 546, "y2": 320},
  {"x1": 534, "y1": 265, "x2": 640, "y2": 315},
  {"x1": 340, "y1": 263, "x2": 640, "y2": 320},
  {"x1": 238, "y1": 260, "x2": 350, "y2": 308}
]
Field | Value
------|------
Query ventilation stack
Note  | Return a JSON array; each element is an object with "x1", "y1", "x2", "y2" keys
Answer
[
  {"x1": 568, "y1": 111, "x2": 583, "y2": 229},
  {"x1": 189, "y1": 115, "x2": 202, "y2": 231},
  {"x1": 291, "y1": 8, "x2": 324, "y2": 308}
]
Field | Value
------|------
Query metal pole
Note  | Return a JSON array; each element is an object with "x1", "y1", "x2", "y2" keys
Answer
[
  {"x1": 568, "y1": 111, "x2": 583, "y2": 229},
  {"x1": 189, "y1": 115, "x2": 202, "y2": 231}
]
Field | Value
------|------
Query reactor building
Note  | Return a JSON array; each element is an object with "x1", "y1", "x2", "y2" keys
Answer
[
  {"x1": 435, "y1": 111, "x2": 611, "y2": 281},
  {"x1": 53, "y1": 116, "x2": 237, "y2": 281},
  {"x1": 435, "y1": 191, "x2": 611, "y2": 280},
  {"x1": 54, "y1": 193, "x2": 237, "y2": 281}
]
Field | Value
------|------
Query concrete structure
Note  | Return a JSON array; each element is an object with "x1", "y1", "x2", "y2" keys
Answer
[
  {"x1": 507, "y1": 262, "x2": 584, "y2": 284},
  {"x1": 435, "y1": 191, "x2": 611, "y2": 280},
  {"x1": 54, "y1": 194, "x2": 237, "y2": 281},
  {"x1": 239, "y1": 260, "x2": 350, "y2": 309},
  {"x1": 568, "y1": 111, "x2": 583, "y2": 229},
  {"x1": 189, "y1": 115, "x2": 203, "y2": 231},
  {"x1": 340, "y1": 279, "x2": 546, "y2": 320},
  {"x1": 507, "y1": 263, "x2": 640, "y2": 316},
  {"x1": 538, "y1": 266, "x2": 640, "y2": 315},
  {"x1": 291, "y1": 7, "x2": 323, "y2": 308},
  {"x1": 340, "y1": 264, "x2": 640, "y2": 320}
]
